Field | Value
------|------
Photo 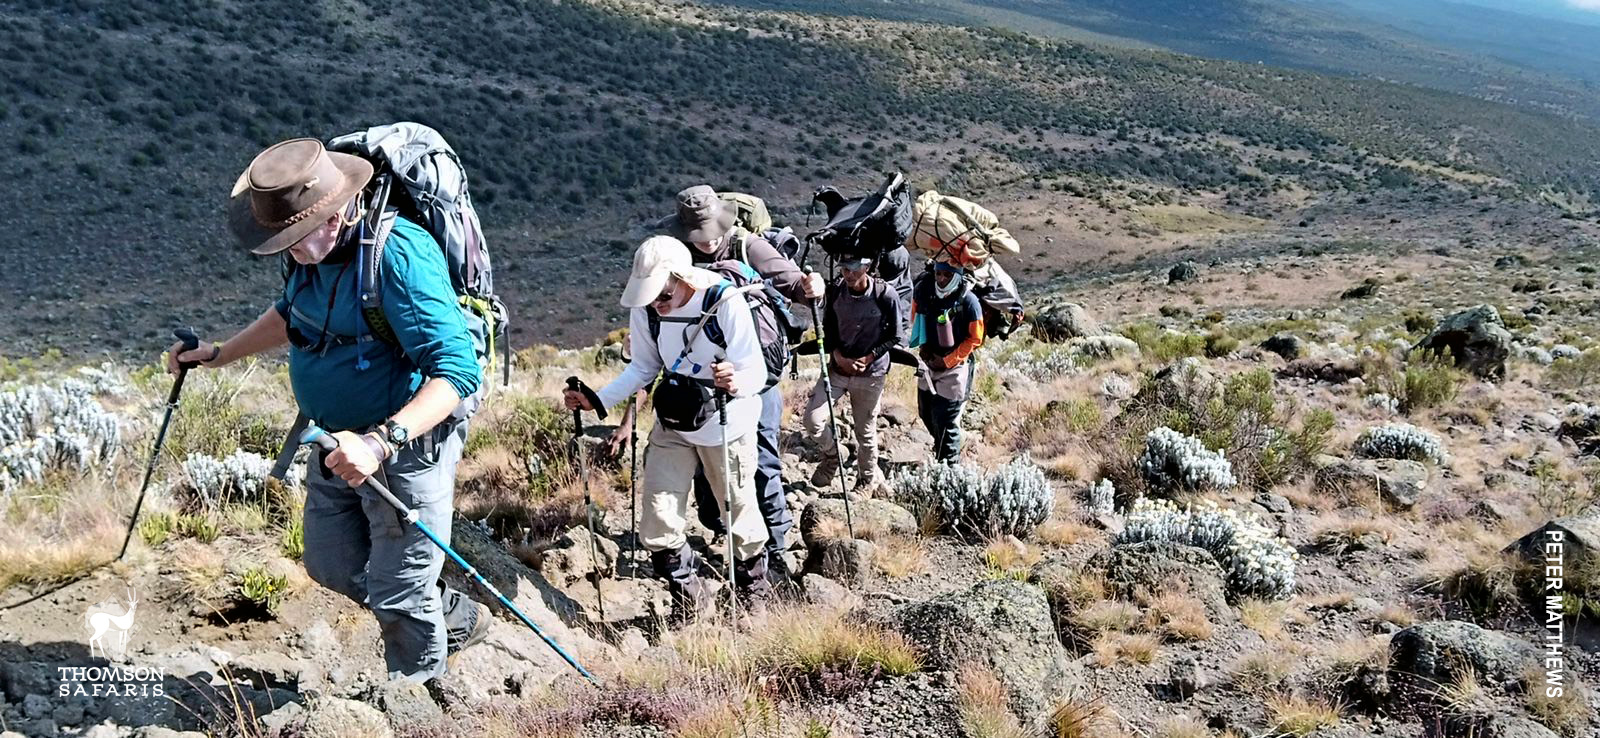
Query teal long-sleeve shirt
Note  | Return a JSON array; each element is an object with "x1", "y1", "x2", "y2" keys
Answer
[{"x1": 273, "y1": 217, "x2": 481, "y2": 432}]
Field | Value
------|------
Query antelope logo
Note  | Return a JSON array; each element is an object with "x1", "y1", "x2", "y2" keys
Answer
[{"x1": 84, "y1": 586, "x2": 138, "y2": 661}]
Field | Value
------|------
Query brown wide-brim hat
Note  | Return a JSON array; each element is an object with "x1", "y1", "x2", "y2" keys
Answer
[
  {"x1": 660, "y1": 184, "x2": 736, "y2": 244},
  {"x1": 227, "y1": 138, "x2": 373, "y2": 255}
]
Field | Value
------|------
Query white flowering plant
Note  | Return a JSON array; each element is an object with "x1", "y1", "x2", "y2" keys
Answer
[
  {"x1": 1087, "y1": 478, "x2": 1116, "y2": 517},
  {"x1": 176, "y1": 450, "x2": 276, "y2": 513},
  {"x1": 1137, "y1": 427, "x2": 1236, "y2": 496},
  {"x1": 0, "y1": 376, "x2": 126, "y2": 496},
  {"x1": 894, "y1": 457, "x2": 1053, "y2": 539},
  {"x1": 1352, "y1": 422, "x2": 1450, "y2": 466},
  {"x1": 1116, "y1": 498, "x2": 1297, "y2": 600}
]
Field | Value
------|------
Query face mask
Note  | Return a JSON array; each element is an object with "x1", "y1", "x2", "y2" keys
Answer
[{"x1": 935, "y1": 272, "x2": 963, "y2": 298}]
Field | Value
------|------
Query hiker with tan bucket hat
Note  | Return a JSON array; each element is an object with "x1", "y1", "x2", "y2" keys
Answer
[
  {"x1": 659, "y1": 185, "x2": 821, "y2": 585},
  {"x1": 164, "y1": 137, "x2": 490, "y2": 682},
  {"x1": 565, "y1": 235, "x2": 773, "y2": 614}
]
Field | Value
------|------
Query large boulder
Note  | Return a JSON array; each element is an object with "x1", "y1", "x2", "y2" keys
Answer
[
  {"x1": 1259, "y1": 333, "x2": 1306, "y2": 360},
  {"x1": 274, "y1": 698, "x2": 393, "y2": 738},
  {"x1": 891, "y1": 581, "x2": 1079, "y2": 725},
  {"x1": 1389, "y1": 621, "x2": 1540, "y2": 689},
  {"x1": 444, "y1": 518, "x2": 614, "y2": 697},
  {"x1": 1032, "y1": 303, "x2": 1103, "y2": 343},
  {"x1": 1146, "y1": 358, "x2": 1220, "y2": 413},
  {"x1": 802, "y1": 538, "x2": 878, "y2": 587},
  {"x1": 800, "y1": 498, "x2": 919, "y2": 544},
  {"x1": 1506, "y1": 513, "x2": 1600, "y2": 565},
  {"x1": 1314, "y1": 457, "x2": 1430, "y2": 509},
  {"x1": 1417, "y1": 305, "x2": 1514, "y2": 381},
  {"x1": 1168, "y1": 261, "x2": 1201, "y2": 284},
  {"x1": 1090, "y1": 541, "x2": 1231, "y2": 618}
]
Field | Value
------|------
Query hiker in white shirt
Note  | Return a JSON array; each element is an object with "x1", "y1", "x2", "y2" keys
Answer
[{"x1": 564, "y1": 236, "x2": 772, "y2": 614}]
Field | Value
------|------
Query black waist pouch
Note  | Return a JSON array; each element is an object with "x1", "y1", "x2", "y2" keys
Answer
[{"x1": 653, "y1": 372, "x2": 714, "y2": 432}]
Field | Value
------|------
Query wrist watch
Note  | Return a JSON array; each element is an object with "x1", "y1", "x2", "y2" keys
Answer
[{"x1": 383, "y1": 419, "x2": 411, "y2": 448}]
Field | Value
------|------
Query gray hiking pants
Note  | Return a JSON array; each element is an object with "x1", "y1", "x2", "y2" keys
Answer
[{"x1": 302, "y1": 420, "x2": 471, "y2": 682}]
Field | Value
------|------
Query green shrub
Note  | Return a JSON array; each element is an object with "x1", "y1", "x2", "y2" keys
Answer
[
  {"x1": 1122, "y1": 323, "x2": 1206, "y2": 362},
  {"x1": 280, "y1": 517, "x2": 304, "y2": 560},
  {"x1": 1401, "y1": 310, "x2": 1434, "y2": 335},
  {"x1": 237, "y1": 567, "x2": 288, "y2": 616},
  {"x1": 1204, "y1": 332, "x2": 1239, "y2": 358},
  {"x1": 1546, "y1": 350, "x2": 1600, "y2": 390},
  {"x1": 1399, "y1": 361, "x2": 1465, "y2": 413},
  {"x1": 466, "y1": 394, "x2": 573, "y2": 495},
  {"x1": 177, "y1": 514, "x2": 220, "y2": 543},
  {"x1": 138, "y1": 512, "x2": 176, "y2": 547},
  {"x1": 1099, "y1": 368, "x2": 1330, "y2": 495}
]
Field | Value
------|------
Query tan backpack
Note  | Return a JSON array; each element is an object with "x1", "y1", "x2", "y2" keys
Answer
[{"x1": 907, "y1": 190, "x2": 1021, "y2": 269}]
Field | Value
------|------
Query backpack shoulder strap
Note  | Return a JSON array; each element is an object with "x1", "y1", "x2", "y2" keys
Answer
[{"x1": 360, "y1": 208, "x2": 400, "y2": 345}]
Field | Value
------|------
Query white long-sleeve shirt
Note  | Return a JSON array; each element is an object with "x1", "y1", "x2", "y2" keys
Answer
[{"x1": 594, "y1": 283, "x2": 765, "y2": 447}]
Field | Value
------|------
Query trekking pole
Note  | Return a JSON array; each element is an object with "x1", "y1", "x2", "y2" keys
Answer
[
  {"x1": 715, "y1": 390, "x2": 736, "y2": 618},
  {"x1": 118, "y1": 327, "x2": 201, "y2": 560},
  {"x1": 802, "y1": 266, "x2": 855, "y2": 539},
  {"x1": 566, "y1": 377, "x2": 609, "y2": 623},
  {"x1": 628, "y1": 391, "x2": 639, "y2": 579},
  {"x1": 301, "y1": 426, "x2": 602, "y2": 686}
]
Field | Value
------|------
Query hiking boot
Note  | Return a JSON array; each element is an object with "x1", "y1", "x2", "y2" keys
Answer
[
  {"x1": 764, "y1": 550, "x2": 797, "y2": 590},
  {"x1": 809, "y1": 454, "x2": 840, "y2": 488},
  {"x1": 652, "y1": 545, "x2": 716, "y2": 620},
  {"x1": 445, "y1": 600, "x2": 491, "y2": 670},
  {"x1": 734, "y1": 552, "x2": 775, "y2": 614},
  {"x1": 852, "y1": 471, "x2": 890, "y2": 500}
]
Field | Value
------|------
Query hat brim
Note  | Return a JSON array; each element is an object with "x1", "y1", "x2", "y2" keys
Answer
[
  {"x1": 229, "y1": 152, "x2": 373, "y2": 256},
  {"x1": 621, "y1": 266, "x2": 722, "y2": 309},
  {"x1": 663, "y1": 205, "x2": 736, "y2": 244},
  {"x1": 621, "y1": 269, "x2": 673, "y2": 309}
]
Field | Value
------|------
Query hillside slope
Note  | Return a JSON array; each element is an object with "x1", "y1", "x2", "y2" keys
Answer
[{"x1": 3, "y1": 0, "x2": 1599, "y2": 355}]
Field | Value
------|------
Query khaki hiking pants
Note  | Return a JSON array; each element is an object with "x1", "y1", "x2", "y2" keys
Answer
[
  {"x1": 802, "y1": 373, "x2": 887, "y2": 480},
  {"x1": 641, "y1": 423, "x2": 769, "y2": 561}
]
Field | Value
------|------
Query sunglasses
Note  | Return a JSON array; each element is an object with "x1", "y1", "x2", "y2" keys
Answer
[{"x1": 840, "y1": 261, "x2": 871, "y2": 272}]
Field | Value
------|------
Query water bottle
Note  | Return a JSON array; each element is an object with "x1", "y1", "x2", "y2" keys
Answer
[{"x1": 936, "y1": 311, "x2": 955, "y2": 348}]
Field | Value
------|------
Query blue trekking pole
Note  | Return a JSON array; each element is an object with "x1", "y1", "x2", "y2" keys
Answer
[{"x1": 300, "y1": 426, "x2": 601, "y2": 687}]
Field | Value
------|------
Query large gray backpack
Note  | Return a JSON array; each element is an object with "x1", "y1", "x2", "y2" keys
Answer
[{"x1": 327, "y1": 122, "x2": 509, "y2": 385}]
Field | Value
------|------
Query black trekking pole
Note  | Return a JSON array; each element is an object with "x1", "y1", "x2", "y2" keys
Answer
[
  {"x1": 118, "y1": 327, "x2": 201, "y2": 561},
  {"x1": 715, "y1": 390, "x2": 736, "y2": 618},
  {"x1": 803, "y1": 266, "x2": 855, "y2": 539},
  {"x1": 566, "y1": 377, "x2": 609, "y2": 622},
  {"x1": 627, "y1": 390, "x2": 639, "y2": 579},
  {"x1": 301, "y1": 426, "x2": 602, "y2": 686}
]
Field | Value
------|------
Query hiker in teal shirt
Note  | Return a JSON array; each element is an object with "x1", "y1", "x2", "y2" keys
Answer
[
  {"x1": 166, "y1": 139, "x2": 490, "y2": 683},
  {"x1": 273, "y1": 215, "x2": 480, "y2": 432}
]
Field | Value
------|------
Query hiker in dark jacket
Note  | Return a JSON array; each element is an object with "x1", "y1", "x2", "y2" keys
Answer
[
  {"x1": 166, "y1": 139, "x2": 488, "y2": 683},
  {"x1": 661, "y1": 185, "x2": 822, "y2": 579},
  {"x1": 803, "y1": 256, "x2": 904, "y2": 497},
  {"x1": 909, "y1": 261, "x2": 985, "y2": 462}
]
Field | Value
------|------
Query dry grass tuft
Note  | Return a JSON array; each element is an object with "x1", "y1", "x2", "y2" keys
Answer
[
  {"x1": 956, "y1": 662, "x2": 1029, "y2": 738},
  {"x1": 1046, "y1": 695, "x2": 1111, "y2": 738},
  {"x1": 1232, "y1": 648, "x2": 1298, "y2": 693},
  {"x1": 1267, "y1": 694, "x2": 1341, "y2": 735},
  {"x1": 875, "y1": 535, "x2": 928, "y2": 579},
  {"x1": 1035, "y1": 518, "x2": 1100, "y2": 548},
  {"x1": 1238, "y1": 598, "x2": 1288, "y2": 638},
  {"x1": 1442, "y1": 551, "x2": 1535, "y2": 615},
  {"x1": 1092, "y1": 633, "x2": 1160, "y2": 667},
  {"x1": 1524, "y1": 669, "x2": 1591, "y2": 737},
  {"x1": 1154, "y1": 715, "x2": 1213, "y2": 738},
  {"x1": 1073, "y1": 601, "x2": 1142, "y2": 635},
  {"x1": 1431, "y1": 665, "x2": 1486, "y2": 714},
  {"x1": 1139, "y1": 588, "x2": 1213, "y2": 641},
  {"x1": 0, "y1": 521, "x2": 119, "y2": 591},
  {"x1": 1374, "y1": 603, "x2": 1417, "y2": 627},
  {"x1": 982, "y1": 537, "x2": 1042, "y2": 580}
]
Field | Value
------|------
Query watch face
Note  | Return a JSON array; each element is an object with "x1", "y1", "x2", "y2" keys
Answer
[{"x1": 387, "y1": 423, "x2": 409, "y2": 445}]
